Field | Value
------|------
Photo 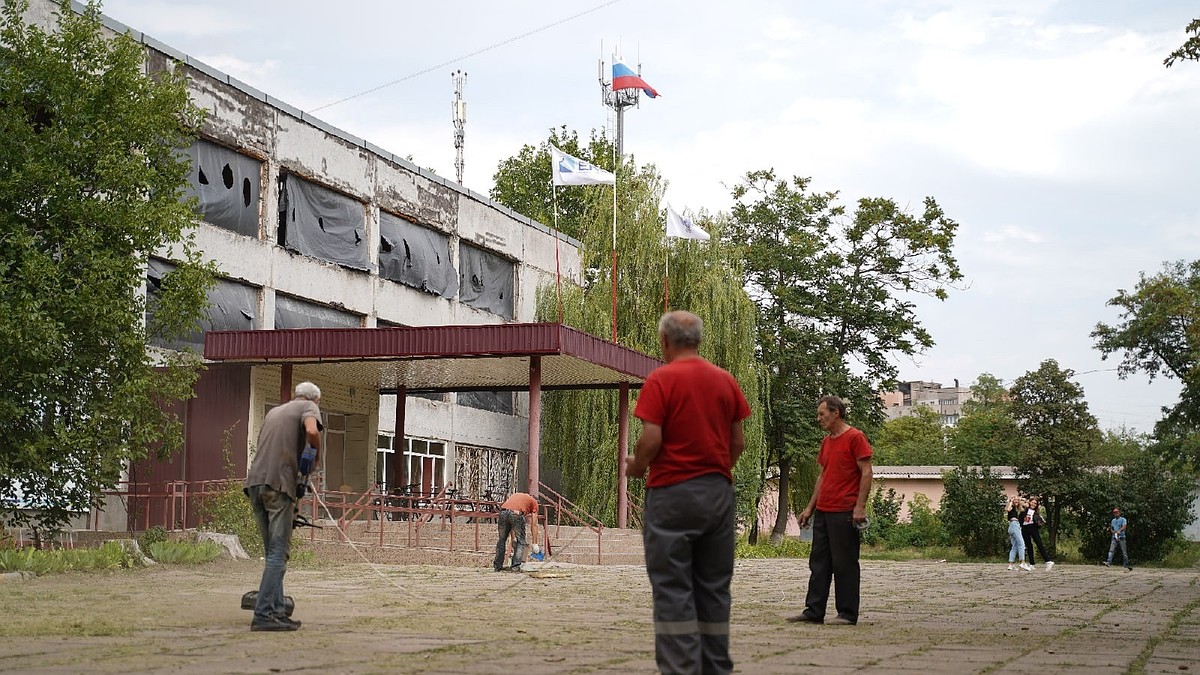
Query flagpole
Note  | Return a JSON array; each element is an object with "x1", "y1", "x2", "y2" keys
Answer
[
  {"x1": 664, "y1": 237, "x2": 669, "y2": 313},
  {"x1": 611, "y1": 172, "x2": 618, "y2": 342},
  {"x1": 552, "y1": 182, "x2": 562, "y2": 324}
]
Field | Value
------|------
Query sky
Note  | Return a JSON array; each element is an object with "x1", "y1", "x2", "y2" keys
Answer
[{"x1": 97, "y1": 0, "x2": 1200, "y2": 434}]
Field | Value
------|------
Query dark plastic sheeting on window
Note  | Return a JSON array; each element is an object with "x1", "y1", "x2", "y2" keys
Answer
[
  {"x1": 182, "y1": 140, "x2": 262, "y2": 237},
  {"x1": 274, "y1": 294, "x2": 362, "y2": 329},
  {"x1": 378, "y1": 212, "x2": 459, "y2": 298},
  {"x1": 146, "y1": 258, "x2": 258, "y2": 352},
  {"x1": 457, "y1": 391, "x2": 514, "y2": 415},
  {"x1": 458, "y1": 243, "x2": 514, "y2": 319},
  {"x1": 278, "y1": 174, "x2": 369, "y2": 271}
]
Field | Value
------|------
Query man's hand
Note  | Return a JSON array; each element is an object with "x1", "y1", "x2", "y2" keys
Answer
[
  {"x1": 625, "y1": 456, "x2": 647, "y2": 479},
  {"x1": 797, "y1": 507, "x2": 813, "y2": 529},
  {"x1": 852, "y1": 506, "x2": 867, "y2": 524}
]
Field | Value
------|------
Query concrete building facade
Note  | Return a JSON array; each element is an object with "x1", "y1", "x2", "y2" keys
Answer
[
  {"x1": 883, "y1": 380, "x2": 974, "y2": 426},
  {"x1": 18, "y1": 1, "x2": 583, "y2": 527}
]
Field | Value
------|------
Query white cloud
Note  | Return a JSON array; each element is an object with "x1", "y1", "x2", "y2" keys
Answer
[
  {"x1": 983, "y1": 225, "x2": 1045, "y2": 244},
  {"x1": 193, "y1": 55, "x2": 280, "y2": 86},
  {"x1": 102, "y1": 0, "x2": 246, "y2": 38}
]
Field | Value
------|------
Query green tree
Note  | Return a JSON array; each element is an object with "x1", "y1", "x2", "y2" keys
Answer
[
  {"x1": 1091, "y1": 260, "x2": 1200, "y2": 468},
  {"x1": 1092, "y1": 427, "x2": 1148, "y2": 466},
  {"x1": 1009, "y1": 359, "x2": 1102, "y2": 553},
  {"x1": 490, "y1": 126, "x2": 614, "y2": 241},
  {"x1": 1164, "y1": 19, "x2": 1200, "y2": 68},
  {"x1": 949, "y1": 373, "x2": 1021, "y2": 466},
  {"x1": 726, "y1": 170, "x2": 962, "y2": 541},
  {"x1": 0, "y1": 1, "x2": 212, "y2": 540},
  {"x1": 939, "y1": 466, "x2": 1007, "y2": 558},
  {"x1": 1076, "y1": 451, "x2": 1197, "y2": 563},
  {"x1": 873, "y1": 406, "x2": 947, "y2": 465},
  {"x1": 492, "y1": 129, "x2": 765, "y2": 527}
]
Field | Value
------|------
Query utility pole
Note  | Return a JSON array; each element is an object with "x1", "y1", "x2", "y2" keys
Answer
[{"x1": 451, "y1": 70, "x2": 467, "y2": 185}]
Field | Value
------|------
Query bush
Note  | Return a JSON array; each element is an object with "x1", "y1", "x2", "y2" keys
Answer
[
  {"x1": 885, "y1": 494, "x2": 949, "y2": 549},
  {"x1": 145, "y1": 539, "x2": 221, "y2": 564},
  {"x1": 862, "y1": 483, "x2": 903, "y2": 546},
  {"x1": 137, "y1": 525, "x2": 169, "y2": 552},
  {"x1": 1075, "y1": 452, "x2": 1197, "y2": 563},
  {"x1": 195, "y1": 480, "x2": 262, "y2": 557},
  {"x1": 939, "y1": 466, "x2": 1007, "y2": 558}
]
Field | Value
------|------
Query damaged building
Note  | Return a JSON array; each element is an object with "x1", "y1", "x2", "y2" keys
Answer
[{"x1": 17, "y1": 1, "x2": 602, "y2": 529}]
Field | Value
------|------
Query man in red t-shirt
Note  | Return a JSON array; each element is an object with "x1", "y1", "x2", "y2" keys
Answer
[
  {"x1": 789, "y1": 395, "x2": 873, "y2": 626},
  {"x1": 627, "y1": 310, "x2": 751, "y2": 675}
]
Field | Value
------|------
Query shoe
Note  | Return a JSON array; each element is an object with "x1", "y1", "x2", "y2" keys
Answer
[
  {"x1": 276, "y1": 616, "x2": 301, "y2": 629},
  {"x1": 250, "y1": 617, "x2": 300, "y2": 632},
  {"x1": 510, "y1": 564, "x2": 523, "y2": 573},
  {"x1": 1019, "y1": 563, "x2": 1033, "y2": 571},
  {"x1": 826, "y1": 616, "x2": 856, "y2": 626},
  {"x1": 493, "y1": 567, "x2": 504, "y2": 572},
  {"x1": 1007, "y1": 564, "x2": 1014, "y2": 571},
  {"x1": 1103, "y1": 561, "x2": 1111, "y2": 567},
  {"x1": 1124, "y1": 566, "x2": 1132, "y2": 571},
  {"x1": 1045, "y1": 561, "x2": 1054, "y2": 570},
  {"x1": 786, "y1": 613, "x2": 822, "y2": 624}
]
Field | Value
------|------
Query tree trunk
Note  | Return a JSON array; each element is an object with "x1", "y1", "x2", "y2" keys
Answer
[
  {"x1": 1047, "y1": 499, "x2": 1059, "y2": 556},
  {"x1": 769, "y1": 456, "x2": 792, "y2": 544}
]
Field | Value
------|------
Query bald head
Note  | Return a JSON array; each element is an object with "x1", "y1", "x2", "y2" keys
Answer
[{"x1": 658, "y1": 311, "x2": 702, "y2": 349}]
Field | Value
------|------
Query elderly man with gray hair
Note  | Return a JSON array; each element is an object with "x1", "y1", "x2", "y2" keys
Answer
[
  {"x1": 243, "y1": 381, "x2": 322, "y2": 631},
  {"x1": 627, "y1": 310, "x2": 751, "y2": 674}
]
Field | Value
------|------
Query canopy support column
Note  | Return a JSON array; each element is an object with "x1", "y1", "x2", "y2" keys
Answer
[
  {"x1": 617, "y1": 382, "x2": 629, "y2": 529},
  {"x1": 279, "y1": 364, "x2": 293, "y2": 403},
  {"x1": 393, "y1": 385, "x2": 406, "y2": 491},
  {"x1": 528, "y1": 356, "x2": 542, "y2": 498}
]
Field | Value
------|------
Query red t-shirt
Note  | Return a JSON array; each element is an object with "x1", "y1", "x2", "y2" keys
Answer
[
  {"x1": 816, "y1": 427, "x2": 873, "y2": 512},
  {"x1": 633, "y1": 357, "x2": 751, "y2": 488}
]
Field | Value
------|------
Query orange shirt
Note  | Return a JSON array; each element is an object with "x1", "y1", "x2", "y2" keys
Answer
[{"x1": 500, "y1": 492, "x2": 538, "y2": 514}]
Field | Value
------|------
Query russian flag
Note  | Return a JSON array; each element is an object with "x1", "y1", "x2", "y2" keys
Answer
[{"x1": 612, "y1": 59, "x2": 658, "y2": 98}]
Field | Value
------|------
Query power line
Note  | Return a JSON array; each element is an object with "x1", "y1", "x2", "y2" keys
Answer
[{"x1": 312, "y1": 0, "x2": 623, "y2": 112}]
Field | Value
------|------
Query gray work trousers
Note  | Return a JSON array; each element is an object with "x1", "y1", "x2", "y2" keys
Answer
[{"x1": 642, "y1": 473, "x2": 735, "y2": 675}]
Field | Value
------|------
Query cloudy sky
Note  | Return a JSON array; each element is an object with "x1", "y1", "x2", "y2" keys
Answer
[{"x1": 98, "y1": 0, "x2": 1200, "y2": 433}]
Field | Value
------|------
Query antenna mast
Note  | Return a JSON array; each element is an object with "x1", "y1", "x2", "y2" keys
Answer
[
  {"x1": 598, "y1": 55, "x2": 640, "y2": 159},
  {"x1": 451, "y1": 70, "x2": 467, "y2": 185}
]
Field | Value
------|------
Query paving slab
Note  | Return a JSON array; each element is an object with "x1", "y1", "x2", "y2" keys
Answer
[{"x1": 0, "y1": 555, "x2": 1197, "y2": 673}]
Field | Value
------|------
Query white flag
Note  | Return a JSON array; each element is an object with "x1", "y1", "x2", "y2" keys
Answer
[
  {"x1": 551, "y1": 146, "x2": 616, "y2": 186},
  {"x1": 666, "y1": 204, "x2": 710, "y2": 241}
]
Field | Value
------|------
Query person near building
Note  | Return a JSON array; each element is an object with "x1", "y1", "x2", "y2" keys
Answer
[
  {"x1": 244, "y1": 381, "x2": 322, "y2": 632},
  {"x1": 1006, "y1": 496, "x2": 1033, "y2": 571},
  {"x1": 494, "y1": 491, "x2": 539, "y2": 572},
  {"x1": 1021, "y1": 497, "x2": 1054, "y2": 569},
  {"x1": 789, "y1": 395, "x2": 873, "y2": 626},
  {"x1": 1105, "y1": 507, "x2": 1131, "y2": 570},
  {"x1": 627, "y1": 310, "x2": 751, "y2": 675}
]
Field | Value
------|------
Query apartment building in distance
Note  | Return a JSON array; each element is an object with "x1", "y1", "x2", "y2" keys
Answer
[{"x1": 882, "y1": 380, "x2": 974, "y2": 426}]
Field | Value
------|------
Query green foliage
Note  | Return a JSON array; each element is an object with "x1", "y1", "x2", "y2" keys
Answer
[
  {"x1": 1164, "y1": 19, "x2": 1200, "y2": 68},
  {"x1": 1093, "y1": 428, "x2": 1149, "y2": 466},
  {"x1": 1075, "y1": 451, "x2": 1197, "y2": 563},
  {"x1": 1092, "y1": 260, "x2": 1200, "y2": 469},
  {"x1": 136, "y1": 525, "x2": 168, "y2": 552},
  {"x1": 726, "y1": 169, "x2": 962, "y2": 538},
  {"x1": 0, "y1": 540, "x2": 143, "y2": 574},
  {"x1": 195, "y1": 479, "x2": 261, "y2": 557},
  {"x1": 949, "y1": 373, "x2": 1022, "y2": 466},
  {"x1": 0, "y1": 0, "x2": 214, "y2": 537},
  {"x1": 885, "y1": 494, "x2": 949, "y2": 549},
  {"x1": 495, "y1": 127, "x2": 764, "y2": 526},
  {"x1": 1010, "y1": 359, "x2": 1102, "y2": 551},
  {"x1": 873, "y1": 406, "x2": 947, "y2": 465},
  {"x1": 145, "y1": 539, "x2": 221, "y2": 564},
  {"x1": 735, "y1": 535, "x2": 810, "y2": 559},
  {"x1": 939, "y1": 466, "x2": 1007, "y2": 558},
  {"x1": 861, "y1": 483, "x2": 902, "y2": 546}
]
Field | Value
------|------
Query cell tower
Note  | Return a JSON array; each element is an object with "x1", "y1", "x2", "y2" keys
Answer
[
  {"x1": 598, "y1": 56, "x2": 641, "y2": 159},
  {"x1": 451, "y1": 70, "x2": 467, "y2": 185}
]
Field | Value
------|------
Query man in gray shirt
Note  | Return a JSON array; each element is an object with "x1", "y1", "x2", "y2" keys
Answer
[{"x1": 244, "y1": 381, "x2": 322, "y2": 631}]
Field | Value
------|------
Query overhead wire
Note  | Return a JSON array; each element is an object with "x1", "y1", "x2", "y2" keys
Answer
[{"x1": 311, "y1": 0, "x2": 623, "y2": 112}]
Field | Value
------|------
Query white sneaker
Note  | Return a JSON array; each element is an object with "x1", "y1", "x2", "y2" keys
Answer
[
  {"x1": 1007, "y1": 564, "x2": 1014, "y2": 571},
  {"x1": 1019, "y1": 563, "x2": 1033, "y2": 571},
  {"x1": 1045, "y1": 561, "x2": 1054, "y2": 570}
]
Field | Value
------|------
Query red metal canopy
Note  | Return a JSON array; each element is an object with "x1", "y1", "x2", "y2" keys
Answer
[{"x1": 202, "y1": 322, "x2": 661, "y2": 392}]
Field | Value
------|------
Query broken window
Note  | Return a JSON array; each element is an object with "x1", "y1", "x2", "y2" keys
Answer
[
  {"x1": 146, "y1": 257, "x2": 257, "y2": 352},
  {"x1": 458, "y1": 243, "x2": 514, "y2": 319},
  {"x1": 182, "y1": 139, "x2": 262, "y2": 237},
  {"x1": 378, "y1": 212, "x2": 459, "y2": 298},
  {"x1": 274, "y1": 294, "x2": 361, "y2": 329},
  {"x1": 277, "y1": 174, "x2": 369, "y2": 271},
  {"x1": 457, "y1": 391, "x2": 514, "y2": 415}
]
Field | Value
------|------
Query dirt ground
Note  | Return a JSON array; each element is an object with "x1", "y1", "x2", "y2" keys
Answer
[{"x1": 1, "y1": 547, "x2": 1198, "y2": 674}]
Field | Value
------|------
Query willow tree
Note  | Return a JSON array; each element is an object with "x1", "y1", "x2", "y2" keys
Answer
[{"x1": 492, "y1": 130, "x2": 764, "y2": 526}]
